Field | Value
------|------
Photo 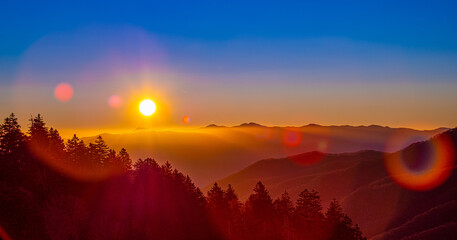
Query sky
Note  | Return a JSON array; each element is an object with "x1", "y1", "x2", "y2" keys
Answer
[{"x1": 1, "y1": 1, "x2": 457, "y2": 136}]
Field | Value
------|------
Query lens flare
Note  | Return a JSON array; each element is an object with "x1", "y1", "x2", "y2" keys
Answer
[
  {"x1": 27, "y1": 139, "x2": 125, "y2": 182},
  {"x1": 318, "y1": 140, "x2": 329, "y2": 152},
  {"x1": 139, "y1": 99, "x2": 156, "y2": 116},
  {"x1": 108, "y1": 95, "x2": 123, "y2": 108},
  {"x1": 282, "y1": 128, "x2": 302, "y2": 147},
  {"x1": 54, "y1": 82, "x2": 73, "y2": 102},
  {"x1": 384, "y1": 135, "x2": 455, "y2": 191},
  {"x1": 182, "y1": 115, "x2": 190, "y2": 124}
]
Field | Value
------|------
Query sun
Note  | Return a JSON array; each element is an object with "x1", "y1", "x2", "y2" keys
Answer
[{"x1": 139, "y1": 99, "x2": 156, "y2": 116}]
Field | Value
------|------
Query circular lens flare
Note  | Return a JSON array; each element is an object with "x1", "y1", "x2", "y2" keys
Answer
[
  {"x1": 182, "y1": 115, "x2": 190, "y2": 124},
  {"x1": 139, "y1": 99, "x2": 156, "y2": 116},
  {"x1": 54, "y1": 83, "x2": 73, "y2": 102},
  {"x1": 384, "y1": 135, "x2": 455, "y2": 191},
  {"x1": 108, "y1": 95, "x2": 123, "y2": 108},
  {"x1": 282, "y1": 128, "x2": 302, "y2": 147}
]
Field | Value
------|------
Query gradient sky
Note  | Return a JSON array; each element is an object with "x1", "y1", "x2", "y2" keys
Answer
[{"x1": 1, "y1": 1, "x2": 457, "y2": 136}]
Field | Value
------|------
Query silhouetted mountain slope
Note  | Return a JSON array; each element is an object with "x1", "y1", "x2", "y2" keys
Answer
[
  {"x1": 401, "y1": 222, "x2": 457, "y2": 240},
  {"x1": 82, "y1": 125, "x2": 446, "y2": 186},
  {"x1": 371, "y1": 201, "x2": 457, "y2": 240},
  {"x1": 213, "y1": 128, "x2": 457, "y2": 239}
]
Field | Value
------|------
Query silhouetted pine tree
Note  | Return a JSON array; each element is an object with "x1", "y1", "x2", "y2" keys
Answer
[
  {"x1": 274, "y1": 191, "x2": 294, "y2": 240},
  {"x1": 161, "y1": 160, "x2": 173, "y2": 175},
  {"x1": 89, "y1": 135, "x2": 109, "y2": 167},
  {"x1": 28, "y1": 114, "x2": 49, "y2": 148},
  {"x1": 0, "y1": 113, "x2": 26, "y2": 181},
  {"x1": 0, "y1": 113, "x2": 25, "y2": 157},
  {"x1": 245, "y1": 181, "x2": 275, "y2": 239},
  {"x1": 185, "y1": 175, "x2": 206, "y2": 209},
  {"x1": 105, "y1": 149, "x2": 118, "y2": 169},
  {"x1": 225, "y1": 184, "x2": 243, "y2": 240},
  {"x1": 207, "y1": 183, "x2": 229, "y2": 236},
  {"x1": 325, "y1": 199, "x2": 366, "y2": 240},
  {"x1": 117, "y1": 148, "x2": 132, "y2": 171},
  {"x1": 294, "y1": 189, "x2": 324, "y2": 239},
  {"x1": 48, "y1": 128, "x2": 65, "y2": 162},
  {"x1": 65, "y1": 134, "x2": 89, "y2": 173}
]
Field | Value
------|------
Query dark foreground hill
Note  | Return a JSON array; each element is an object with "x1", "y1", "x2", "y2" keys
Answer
[
  {"x1": 82, "y1": 124, "x2": 446, "y2": 186},
  {"x1": 212, "y1": 128, "x2": 457, "y2": 239},
  {"x1": 0, "y1": 114, "x2": 367, "y2": 240}
]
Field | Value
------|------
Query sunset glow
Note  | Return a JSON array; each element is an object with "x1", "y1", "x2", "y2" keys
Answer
[{"x1": 1, "y1": 2, "x2": 457, "y2": 239}]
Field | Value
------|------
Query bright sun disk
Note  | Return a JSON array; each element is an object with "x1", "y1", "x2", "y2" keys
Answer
[{"x1": 139, "y1": 99, "x2": 156, "y2": 116}]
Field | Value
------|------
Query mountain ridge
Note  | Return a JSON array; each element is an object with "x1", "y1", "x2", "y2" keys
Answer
[
  {"x1": 211, "y1": 128, "x2": 457, "y2": 239},
  {"x1": 81, "y1": 124, "x2": 448, "y2": 186}
]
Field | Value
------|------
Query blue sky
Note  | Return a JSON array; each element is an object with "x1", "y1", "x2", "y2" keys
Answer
[
  {"x1": 2, "y1": 1, "x2": 457, "y2": 55},
  {"x1": 1, "y1": 1, "x2": 457, "y2": 132}
]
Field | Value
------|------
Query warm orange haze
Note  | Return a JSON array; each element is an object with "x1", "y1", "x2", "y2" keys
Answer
[{"x1": 2, "y1": 1, "x2": 457, "y2": 240}]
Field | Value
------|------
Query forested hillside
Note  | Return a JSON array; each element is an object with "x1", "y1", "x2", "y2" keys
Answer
[{"x1": 0, "y1": 113, "x2": 365, "y2": 240}]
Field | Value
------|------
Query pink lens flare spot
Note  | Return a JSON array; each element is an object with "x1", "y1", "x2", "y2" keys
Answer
[
  {"x1": 54, "y1": 83, "x2": 74, "y2": 102},
  {"x1": 282, "y1": 129, "x2": 302, "y2": 147},
  {"x1": 182, "y1": 116, "x2": 191, "y2": 124},
  {"x1": 108, "y1": 95, "x2": 123, "y2": 108},
  {"x1": 318, "y1": 140, "x2": 328, "y2": 151}
]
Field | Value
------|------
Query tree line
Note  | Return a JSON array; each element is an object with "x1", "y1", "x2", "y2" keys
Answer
[{"x1": 0, "y1": 113, "x2": 365, "y2": 240}]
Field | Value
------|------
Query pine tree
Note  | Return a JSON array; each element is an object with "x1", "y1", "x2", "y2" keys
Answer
[
  {"x1": 245, "y1": 181, "x2": 275, "y2": 239},
  {"x1": 246, "y1": 181, "x2": 274, "y2": 218},
  {"x1": 207, "y1": 183, "x2": 227, "y2": 213},
  {"x1": 48, "y1": 128, "x2": 65, "y2": 161},
  {"x1": 295, "y1": 189, "x2": 324, "y2": 240},
  {"x1": 0, "y1": 113, "x2": 25, "y2": 157},
  {"x1": 172, "y1": 169, "x2": 186, "y2": 184},
  {"x1": 117, "y1": 148, "x2": 132, "y2": 171},
  {"x1": 275, "y1": 191, "x2": 294, "y2": 217},
  {"x1": 105, "y1": 149, "x2": 118, "y2": 169},
  {"x1": 25, "y1": 114, "x2": 52, "y2": 189},
  {"x1": 185, "y1": 175, "x2": 206, "y2": 208},
  {"x1": 66, "y1": 135, "x2": 80, "y2": 163},
  {"x1": 134, "y1": 158, "x2": 160, "y2": 175},
  {"x1": 325, "y1": 199, "x2": 366, "y2": 240},
  {"x1": 225, "y1": 184, "x2": 242, "y2": 216},
  {"x1": 326, "y1": 198, "x2": 344, "y2": 223},
  {"x1": 161, "y1": 161, "x2": 173, "y2": 175},
  {"x1": 225, "y1": 184, "x2": 242, "y2": 240},
  {"x1": 88, "y1": 136, "x2": 109, "y2": 167},
  {"x1": 65, "y1": 135, "x2": 89, "y2": 168},
  {"x1": 0, "y1": 113, "x2": 26, "y2": 181},
  {"x1": 274, "y1": 191, "x2": 294, "y2": 240},
  {"x1": 207, "y1": 183, "x2": 228, "y2": 236},
  {"x1": 295, "y1": 189, "x2": 323, "y2": 221},
  {"x1": 28, "y1": 114, "x2": 49, "y2": 148}
]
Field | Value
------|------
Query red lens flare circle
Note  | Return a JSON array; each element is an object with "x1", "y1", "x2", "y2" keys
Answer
[
  {"x1": 54, "y1": 82, "x2": 74, "y2": 102},
  {"x1": 182, "y1": 116, "x2": 190, "y2": 124},
  {"x1": 108, "y1": 95, "x2": 123, "y2": 108},
  {"x1": 384, "y1": 135, "x2": 455, "y2": 191},
  {"x1": 282, "y1": 128, "x2": 302, "y2": 147}
]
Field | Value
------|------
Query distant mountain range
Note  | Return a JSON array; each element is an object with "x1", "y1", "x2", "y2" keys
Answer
[
  {"x1": 211, "y1": 128, "x2": 457, "y2": 239},
  {"x1": 82, "y1": 123, "x2": 447, "y2": 187}
]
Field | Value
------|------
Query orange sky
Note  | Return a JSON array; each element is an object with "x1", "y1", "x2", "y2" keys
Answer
[{"x1": 2, "y1": 27, "x2": 457, "y2": 136}]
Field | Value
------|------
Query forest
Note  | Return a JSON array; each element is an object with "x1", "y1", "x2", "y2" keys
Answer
[{"x1": 0, "y1": 113, "x2": 366, "y2": 240}]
